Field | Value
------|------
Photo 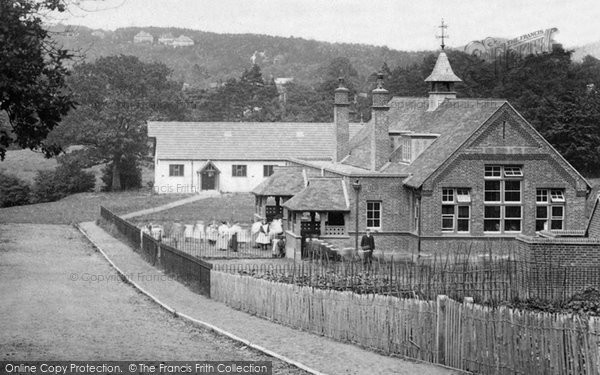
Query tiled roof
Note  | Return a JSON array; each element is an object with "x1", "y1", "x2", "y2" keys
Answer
[
  {"x1": 382, "y1": 98, "x2": 506, "y2": 187},
  {"x1": 251, "y1": 166, "x2": 306, "y2": 196},
  {"x1": 425, "y1": 52, "x2": 462, "y2": 82},
  {"x1": 342, "y1": 120, "x2": 378, "y2": 170},
  {"x1": 148, "y1": 122, "x2": 363, "y2": 160},
  {"x1": 283, "y1": 178, "x2": 349, "y2": 211},
  {"x1": 290, "y1": 159, "x2": 386, "y2": 176}
]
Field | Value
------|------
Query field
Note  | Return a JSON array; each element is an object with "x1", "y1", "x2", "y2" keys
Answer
[
  {"x1": 0, "y1": 191, "x2": 190, "y2": 225},
  {"x1": 0, "y1": 149, "x2": 154, "y2": 191},
  {"x1": 130, "y1": 193, "x2": 255, "y2": 226},
  {"x1": 0, "y1": 149, "x2": 60, "y2": 182}
]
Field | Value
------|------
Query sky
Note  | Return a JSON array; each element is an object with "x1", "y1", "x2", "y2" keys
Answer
[{"x1": 52, "y1": 0, "x2": 600, "y2": 51}]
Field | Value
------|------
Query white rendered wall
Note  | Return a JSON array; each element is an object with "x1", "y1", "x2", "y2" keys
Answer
[{"x1": 153, "y1": 159, "x2": 286, "y2": 194}]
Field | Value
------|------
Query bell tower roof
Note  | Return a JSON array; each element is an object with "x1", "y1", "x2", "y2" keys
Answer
[{"x1": 424, "y1": 51, "x2": 462, "y2": 83}]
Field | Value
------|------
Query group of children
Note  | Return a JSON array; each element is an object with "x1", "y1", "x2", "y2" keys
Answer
[
  {"x1": 204, "y1": 221, "x2": 243, "y2": 251},
  {"x1": 141, "y1": 217, "x2": 287, "y2": 257},
  {"x1": 251, "y1": 216, "x2": 286, "y2": 258}
]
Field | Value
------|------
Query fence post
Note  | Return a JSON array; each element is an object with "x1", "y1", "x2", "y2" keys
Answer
[{"x1": 436, "y1": 294, "x2": 448, "y2": 366}]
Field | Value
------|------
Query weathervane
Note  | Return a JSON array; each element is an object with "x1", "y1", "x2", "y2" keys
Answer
[{"x1": 437, "y1": 18, "x2": 448, "y2": 50}]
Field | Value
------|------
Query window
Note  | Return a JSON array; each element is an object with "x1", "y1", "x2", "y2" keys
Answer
[
  {"x1": 484, "y1": 165, "x2": 523, "y2": 233},
  {"x1": 536, "y1": 189, "x2": 565, "y2": 231},
  {"x1": 263, "y1": 165, "x2": 275, "y2": 177},
  {"x1": 169, "y1": 164, "x2": 184, "y2": 177},
  {"x1": 366, "y1": 201, "x2": 381, "y2": 230},
  {"x1": 441, "y1": 188, "x2": 471, "y2": 233},
  {"x1": 401, "y1": 137, "x2": 411, "y2": 162},
  {"x1": 232, "y1": 165, "x2": 247, "y2": 177}
]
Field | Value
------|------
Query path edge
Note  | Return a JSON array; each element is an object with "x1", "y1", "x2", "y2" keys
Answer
[{"x1": 75, "y1": 222, "x2": 328, "y2": 375}]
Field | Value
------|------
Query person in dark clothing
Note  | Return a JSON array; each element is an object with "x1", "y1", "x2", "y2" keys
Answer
[{"x1": 360, "y1": 229, "x2": 375, "y2": 266}]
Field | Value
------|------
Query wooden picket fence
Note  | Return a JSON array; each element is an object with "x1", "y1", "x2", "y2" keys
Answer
[{"x1": 211, "y1": 271, "x2": 600, "y2": 375}]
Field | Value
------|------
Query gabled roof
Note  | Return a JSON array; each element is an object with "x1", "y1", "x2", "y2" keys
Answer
[
  {"x1": 340, "y1": 97, "x2": 505, "y2": 181},
  {"x1": 148, "y1": 122, "x2": 364, "y2": 161},
  {"x1": 283, "y1": 178, "x2": 349, "y2": 211},
  {"x1": 424, "y1": 51, "x2": 462, "y2": 82},
  {"x1": 252, "y1": 166, "x2": 306, "y2": 196},
  {"x1": 383, "y1": 98, "x2": 505, "y2": 187}
]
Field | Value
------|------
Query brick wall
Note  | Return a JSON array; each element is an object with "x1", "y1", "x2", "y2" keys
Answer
[
  {"x1": 419, "y1": 156, "x2": 589, "y2": 256},
  {"x1": 517, "y1": 235, "x2": 600, "y2": 292}
]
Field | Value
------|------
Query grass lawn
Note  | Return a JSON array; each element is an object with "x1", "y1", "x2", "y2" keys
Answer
[
  {"x1": 0, "y1": 190, "x2": 191, "y2": 225},
  {"x1": 0, "y1": 149, "x2": 154, "y2": 191},
  {"x1": 0, "y1": 149, "x2": 60, "y2": 183},
  {"x1": 130, "y1": 193, "x2": 255, "y2": 226}
]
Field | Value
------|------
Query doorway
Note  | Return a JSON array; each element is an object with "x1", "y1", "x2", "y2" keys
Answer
[{"x1": 199, "y1": 162, "x2": 219, "y2": 191}]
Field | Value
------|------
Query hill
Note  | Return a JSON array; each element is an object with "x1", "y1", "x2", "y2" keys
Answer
[
  {"x1": 573, "y1": 41, "x2": 600, "y2": 61},
  {"x1": 48, "y1": 24, "x2": 431, "y2": 89}
]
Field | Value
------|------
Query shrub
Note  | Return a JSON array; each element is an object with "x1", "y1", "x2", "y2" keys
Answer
[
  {"x1": 32, "y1": 162, "x2": 95, "y2": 203},
  {"x1": 0, "y1": 172, "x2": 31, "y2": 207}
]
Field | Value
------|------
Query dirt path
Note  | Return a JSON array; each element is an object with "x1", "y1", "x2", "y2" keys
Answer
[{"x1": 0, "y1": 224, "x2": 307, "y2": 374}]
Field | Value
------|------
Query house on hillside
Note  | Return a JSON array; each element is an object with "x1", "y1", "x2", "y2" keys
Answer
[
  {"x1": 251, "y1": 49, "x2": 593, "y2": 256},
  {"x1": 147, "y1": 122, "x2": 364, "y2": 194},
  {"x1": 133, "y1": 31, "x2": 153, "y2": 44},
  {"x1": 172, "y1": 35, "x2": 194, "y2": 47},
  {"x1": 158, "y1": 33, "x2": 175, "y2": 46}
]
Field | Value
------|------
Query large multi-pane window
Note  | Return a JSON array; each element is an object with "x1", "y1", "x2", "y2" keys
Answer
[
  {"x1": 366, "y1": 201, "x2": 381, "y2": 230},
  {"x1": 536, "y1": 189, "x2": 565, "y2": 231},
  {"x1": 441, "y1": 188, "x2": 471, "y2": 233},
  {"x1": 484, "y1": 165, "x2": 522, "y2": 233},
  {"x1": 169, "y1": 164, "x2": 184, "y2": 177}
]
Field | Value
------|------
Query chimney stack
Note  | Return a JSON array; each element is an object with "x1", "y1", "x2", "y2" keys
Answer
[
  {"x1": 334, "y1": 78, "x2": 350, "y2": 162},
  {"x1": 371, "y1": 73, "x2": 390, "y2": 171}
]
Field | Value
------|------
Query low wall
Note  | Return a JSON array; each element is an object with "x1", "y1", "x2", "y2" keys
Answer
[{"x1": 517, "y1": 235, "x2": 600, "y2": 292}]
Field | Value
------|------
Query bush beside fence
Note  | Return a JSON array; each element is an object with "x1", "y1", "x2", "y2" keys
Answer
[{"x1": 211, "y1": 271, "x2": 600, "y2": 375}]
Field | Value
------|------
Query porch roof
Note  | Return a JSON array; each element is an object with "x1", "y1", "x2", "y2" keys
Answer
[
  {"x1": 283, "y1": 178, "x2": 349, "y2": 211},
  {"x1": 252, "y1": 166, "x2": 306, "y2": 196}
]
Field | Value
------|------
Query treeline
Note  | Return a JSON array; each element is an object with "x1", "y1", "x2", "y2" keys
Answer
[
  {"x1": 50, "y1": 25, "x2": 430, "y2": 89},
  {"x1": 186, "y1": 46, "x2": 600, "y2": 176}
]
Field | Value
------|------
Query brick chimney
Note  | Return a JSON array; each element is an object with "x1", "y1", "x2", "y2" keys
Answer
[
  {"x1": 334, "y1": 78, "x2": 350, "y2": 162},
  {"x1": 371, "y1": 73, "x2": 390, "y2": 171},
  {"x1": 424, "y1": 51, "x2": 462, "y2": 111}
]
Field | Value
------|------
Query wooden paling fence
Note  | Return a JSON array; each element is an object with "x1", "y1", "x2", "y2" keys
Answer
[
  {"x1": 213, "y1": 257, "x2": 593, "y2": 304},
  {"x1": 211, "y1": 271, "x2": 600, "y2": 375}
]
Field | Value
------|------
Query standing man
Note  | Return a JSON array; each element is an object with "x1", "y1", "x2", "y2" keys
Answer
[{"x1": 360, "y1": 229, "x2": 375, "y2": 266}]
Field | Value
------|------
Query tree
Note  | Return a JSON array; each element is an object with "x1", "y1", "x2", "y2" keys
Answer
[
  {"x1": 56, "y1": 55, "x2": 187, "y2": 190},
  {"x1": 188, "y1": 64, "x2": 281, "y2": 122},
  {"x1": 0, "y1": 0, "x2": 75, "y2": 160}
]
